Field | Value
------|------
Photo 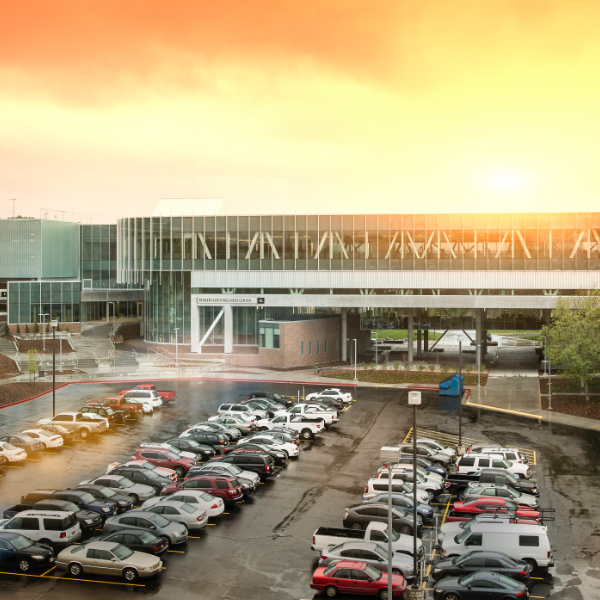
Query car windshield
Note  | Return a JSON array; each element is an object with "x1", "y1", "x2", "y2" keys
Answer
[
  {"x1": 364, "y1": 564, "x2": 382, "y2": 580},
  {"x1": 457, "y1": 573, "x2": 476, "y2": 586},
  {"x1": 497, "y1": 573, "x2": 521, "y2": 588},
  {"x1": 167, "y1": 452, "x2": 180, "y2": 460},
  {"x1": 455, "y1": 528, "x2": 472, "y2": 544},
  {"x1": 138, "y1": 532, "x2": 156, "y2": 543},
  {"x1": 324, "y1": 564, "x2": 338, "y2": 576},
  {"x1": 149, "y1": 514, "x2": 170, "y2": 527},
  {"x1": 117, "y1": 478, "x2": 134, "y2": 488},
  {"x1": 20, "y1": 435, "x2": 36, "y2": 443},
  {"x1": 225, "y1": 465, "x2": 241, "y2": 474},
  {"x1": 375, "y1": 545, "x2": 389, "y2": 560},
  {"x1": 78, "y1": 492, "x2": 96, "y2": 503},
  {"x1": 61, "y1": 502, "x2": 81, "y2": 512},
  {"x1": 454, "y1": 552, "x2": 474, "y2": 565},
  {"x1": 143, "y1": 471, "x2": 160, "y2": 480},
  {"x1": 510, "y1": 488, "x2": 521, "y2": 497},
  {"x1": 112, "y1": 544, "x2": 134, "y2": 560},
  {"x1": 2, "y1": 443, "x2": 17, "y2": 450},
  {"x1": 179, "y1": 503, "x2": 196, "y2": 514},
  {"x1": 98, "y1": 487, "x2": 116, "y2": 497},
  {"x1": 272, "y1": 394, "x2": 282, "y2": 400},
  {"x1": 105, "y1": 408, "x2": 115, "y2": 415},
  {"x1": 10, "y1": 535, "x2": 33, "y2": 550}
]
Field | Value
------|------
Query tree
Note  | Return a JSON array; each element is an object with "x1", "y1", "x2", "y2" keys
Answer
[
  {"x1": 541, "y1": 289, "x2": 600, "y2": 402},
  {"x1": 25, "y1": 324, "x2": 30, "y2": 334},
  {"x1": 15, "y1": 324, "x2": 20, "y2": 334},
  {"x1": 2, "y1": 322, "x2": 9, "y2": 338},
  {"x1": 33, "y1": 319, "x2": 39, "y2": 334},
  {"x1": 27, "y1": 349, "x2": 38, "y2": 383}
]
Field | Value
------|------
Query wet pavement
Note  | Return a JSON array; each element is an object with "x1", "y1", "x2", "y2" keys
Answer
[{"x1": 0, "y1": 379, "x2": 598, "y2": 599}]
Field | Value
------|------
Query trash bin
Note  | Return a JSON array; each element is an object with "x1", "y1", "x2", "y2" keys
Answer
[
  {"x1": 439, "y1": 374, "x2": 464, "y2": 397},
  {"x1": 38, "y1": 368, "x2": 45, "y2": 377}
]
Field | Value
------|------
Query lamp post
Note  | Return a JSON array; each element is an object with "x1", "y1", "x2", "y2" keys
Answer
[
  {"x1": 108, "y1": 302, "x2": 115, "y2": 334},
  {"x1": 39, "y1": 313, "x2": 49, "y2": 351},
  {"x1": 353, "y1": 338, "x2": 358, "y2": 382},
  {"x1": 174, "y1": 327, "x2": 179, "y2": 368},
  {"x1": 458, "y1": 340, "x2": 463, "y2": 451},
  {"x1": 59, "y1": 320, "x2": 63, "y2": 373},
  {"x1": 407, "y1": 391, "x2": 423, "y2": 600},
  {"x1": 50, "y1": 319, "x2": 58, "y2": 416},
  {"x1": 374, "y1": 331, "x2": 378, "y2": 366},
  {"x1": 548, "y1": 357, "x2": 552, "y2": 410},
  {"x1": 477, "y1": 343, "x2": 481, "y2": 387}
]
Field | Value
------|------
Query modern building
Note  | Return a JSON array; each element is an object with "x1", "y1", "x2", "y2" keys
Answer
[{"x1": 2, "y1": 207, "x2": 600, "y2": 367}]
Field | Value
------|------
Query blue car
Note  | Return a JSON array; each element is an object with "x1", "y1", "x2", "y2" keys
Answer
[
  {"x1": 388, "y1": 456, "x2": 447, "y2": 478},
  {"x1": 363, "y1": 493, "x2": 434, "y2": 522}
]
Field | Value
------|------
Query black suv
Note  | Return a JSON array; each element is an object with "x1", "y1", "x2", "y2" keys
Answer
[
  {"x1": 247, "y1": 392, "x2": 293, "y2": 409},
  {"x1": 81, "y1": 405, "x2": 125, "y2": 424},
  {"x1": 109, "y1": 466, "x2": 171, "y2": 493},
  {"x1": 184, "y1": 431, "x2": 228, "y2": 454},
  {"x1": 33, "y1": 499, "x2": 103, "y2": 533},
  {"x1": 51, "y1": 490, "x2": 117, "y2": 520},
  {"x1": 210, "y1": 452, "x2": 276, "y2": 480},
  {"x1": 74, "y1": 484, "x2": 134, "y2": 513}
]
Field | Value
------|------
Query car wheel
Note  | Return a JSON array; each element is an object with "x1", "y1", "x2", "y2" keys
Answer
[
  {"x1": 325, "y1": 585, "x2": 338, "y2": 598},
  {"x1": 301, "y1": 429, "x2": 313, "y2": 440},
  {"x1": 378, "y1": 590, "x2": 389, "y2": 600},
  {"x1": 123, "y1": 567, "x2": 138, "y2": 582},
  {"x1": 160, "y1": 536, "x2": 170, "y2": 549},
  {"x1": 399, "y1": 525, "x2": 412, "y2": 535},
  {"x1": 42, "y1": 443, "x2": 48, "y2": 450},
  {"x1": 129, "y1": 494, "x2": 139, "y2": 504},
  {"x1": 442, "y1": 594, "x2": 461, "y2": 600},
  {"x1": 174, "y1": 466, "x2": 185, "y2": 478},
  {"x1": 68, "y1": 562, "x2": 83, "y2": 577},
  {"x1": 259, "y1": 426, "x2": 268, "y2": 431},
  {"x1": 524, "y1": 558, "x2": 537, "y2": 574},
  {"x1": 391, "y1": 568, "x2": 402, "y2": 576},
  {"x1": 79, "y1": 429, "x2": 89, "y2": 439},
  {"x1": 350, "y1": 522, "x2": 363, "y2": 530},
  {"x1": 18, "y1": 559, "x2": 31, "y2": 573}
]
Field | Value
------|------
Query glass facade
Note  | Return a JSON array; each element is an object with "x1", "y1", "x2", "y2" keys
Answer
[{"x1": 8, "y1": 281, "x2": 81, "y2": 324}]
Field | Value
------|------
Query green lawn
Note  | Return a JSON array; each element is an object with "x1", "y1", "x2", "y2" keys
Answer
[{"x1": 372, "y1": 329, "x2": 445, "y2": 341}]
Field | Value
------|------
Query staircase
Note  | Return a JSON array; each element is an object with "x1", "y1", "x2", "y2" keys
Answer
[{"x1": 0, "y1": 337, "x2": 16, "y2": 352}]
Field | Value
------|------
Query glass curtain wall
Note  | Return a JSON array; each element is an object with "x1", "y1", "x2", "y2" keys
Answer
[{"x1": 8, "y1": 281, "x2": 81, "y2": 325}]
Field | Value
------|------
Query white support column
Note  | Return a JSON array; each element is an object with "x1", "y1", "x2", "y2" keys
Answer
[
  {"x1": 407, "y1": 308, "x2": 414, "y2": 362},
  {"x1": 341, "y1": 308, "x2": 348, "y2": 362},
  {"x1": 191, "y1": 303, "x2": 200, "y2": 353},
  {"x1": 224, "y1": 305, "x2": 233, "y2": 354},
  {"x1": 476, "y1": 307, "x2": 483, "y2": 365}
]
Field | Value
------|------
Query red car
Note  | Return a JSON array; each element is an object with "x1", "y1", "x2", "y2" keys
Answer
[
  {"x1": 310, "y1": 560, "x2": 406, "y2": 598},
  {"x1": 161, "y1": 474, "x2": 244, "y2": 505},
  {"x1": 447, "y1": 498, "x2": 541, "y2": 522},
  {"x1": 131, "y1": 448, "x2": 196, "y2": 478}
]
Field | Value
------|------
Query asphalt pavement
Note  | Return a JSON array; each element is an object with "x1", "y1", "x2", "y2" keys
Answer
[{"x1": 0, "y1": 379, "x2": 598, "y2": 599}]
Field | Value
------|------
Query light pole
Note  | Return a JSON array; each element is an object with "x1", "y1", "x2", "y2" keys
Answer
[
  {"x1": 108, "y1": 302, "x2": 115, "y2": 334},
  {"x1": 59, "y1": 320, "x2": 63, "y2": 372},
  {"x1": 458, "y1": 340, "x2": 463, "y2": 451},
  {"x1": 407, "y1": 391, "x2": 423, "y2": 600},
  {"x1": 39, "y1": 313, "x2": 49, "y2": 351},
  {"x1": 50, "y1": 319, "x2": 58, "y2": 416},
  {"x1": 548, "y1": 357, "x2": 552, "y2": 410},
  {"x1": 477, "y1": 343, "x2": 481, "y2": 387},
  {"x1": 174, "y1": 327, "x2": 179, "y2": 367},
  {"x1": 374, "y1": 330, "x2": 378, "y2": 366},
  {"x1": 353, "y1": 338, "x2": 358, "y2": 382}
]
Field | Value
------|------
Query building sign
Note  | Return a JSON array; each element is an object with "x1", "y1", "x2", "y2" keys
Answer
[{"x1": 196, "y1": 297, "x2": 265, "y2": 305}]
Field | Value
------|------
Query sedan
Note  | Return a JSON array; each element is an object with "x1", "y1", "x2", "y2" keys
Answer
[
  {"x1": 237, "y1": 435, "x2": 299, "y2": 458},
  {"x1": 144, "y1": 500, "x2": 208, "y2": 530},
  {"x1": 318, "y1": 541, "x2": 415, "y2": 580},
  {"x1": 0, "y1": 532, "x2": 55, "y2": 573},
  {"x1": 186, "y1": 422, "x2": 242, "y2": 441},
  {"x1": 39, "y1": 424, "x2": 76, "y2": 442},
  {"x1": 310, "y1": 560, "x2": 406, "y2": 598},
  {"x1": 0, "y1": 441, "x2": 27, "y2": 462},
  {"x1": 388, "y1": 455, "x2": 447, "y2": 478},
  {"x1": 0, "y1": 434, "x2": 43, "y2": 454},
  {"x1": 103, "y1": 511, "x2": 188, "y2": 546},
  {"x1": 141, "y1": 490, "x2": 225, "y2": 517},
  {"x1": 107, "y1": 459, "x2": 177, "y2": 482},
  {"x1": 57, "y1": 541, "x2": 162, "y2": 581},
  {"x1": 433, "y1": 571, "x2": 528, "y2": 600},
  {"x1": 343, "y1": 503, "x2": 423, "y2": 537},
  {"x1": 363, "y1": 493, "x2": 434, "y2": 523},
  {"x1": 75, "y1": 484, "x2": 135, "y2": 513},
  {"x1": 20, "y1": 429, "x2": 64, "y2": 449},
  {"x1": 207, "y1": 415, "x2": 256, "y2": 434},
  {"x1": 431, "y1": 551, "x2": 530, "y2": 583},
  {"x1": 83, "y1": 475, "x2": 155, "y2": 505},
  {"x1": 166, "y1": 438, "x2": 216, "y2": 461},
  {"x1": 83, "y1": 530, "x2": 168, "y2": 556},
  {"x1": 459, "y1": 485, "x2": 539, "y2": 508},
  {"x1": 226, "y1": 442, "x2": 288, "y2": 466}
]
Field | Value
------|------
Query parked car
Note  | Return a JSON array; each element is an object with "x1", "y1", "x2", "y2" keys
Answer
[
  {"x1": 19, "y1": 429, "x2": 64, "y2": 449},
  {"x1": 0, "y1": 434, "x2": 43, "y2": 454},
  {"x1": 240, "y1": 399, "x2": 280, "y2": 417},
  {"x1": 433, "y1": 553, "x2": 529, "y2": 585},
  {"x1": 438, "y1": 514, "x2": 542, "y2": 545},
  {"x1": 306, "y1": 388, "x2": 353, "y2": 404},
  {"x1": 0, "y1": 510, "x2": 81, "y2": 548},
  {"x1": 106, "y1": 466, "x2": 171, "y2": 494},
  {"x1": 256, "y1": 414, "x2": 324, "y2": 439},
  {"x1": 49, "y1": 490, "x2": 117, "y2": 520},
  {"x1": 179, "y1": 430, "x2": 229, "y2": 453},
  {"x1": 56, "y1": 540, "x2": 163, "y2": 581},
  {"x1": 103, "y1": 510, "x2": 188, "y2": 546},
  {"x1": 80, "y1": 405, "x2": 125, "y2": 425},
  {"x1": 0, "y1": 532, "x2": 55, "y2": 573},
  {"x1": 363, "y1": 493, "x2": 434, "y2": 523},
  {"x1": 466, "y1": 445, "x2": 529, "y2": 464},
  {"x1": 165, "y1": 438, "x2": 216, "y2": 461},
  {"x1": 377, "y1": 464, "x2": 445, "y2": 486},
  {"x1": 36, "y1": 412, "x2": 108, "y2": 439},
  {"x1": 319, "y1": 541, "x2": 415, "y2": 580},
  {"x1": 395, "y1": 444, "x2": 453, "y2": 467},
  {"x1": 131, "y1": 448, "x2": 196, "y2": 478},
  {"x1": 414, "y1": 438, "x2": 456, "y2": 457},
  {"x1": 38, "y1": 424, "x2": 76, "y2": 443},
  {"x1": 186, "y1": 421, "x2": 242, "y2": 441},
  {"x1": 446, "y1": 469, "x2": 539, "y2": 497},
  {"x1": 161, "y1": 475, "x2": 244, "y2": 506},
  {"x1": 310, "y1": 560, "x2": 407, "y2": 598},
  {"x1": 120, "y1": 384, "x2": 176, "y2": 404},
  {"x1": 75, "y1": 484, "x2": 134, "y2": 513},
  {"x1": 225, "y1": 442, "x2": 288, "y2": 466},
  {"x1": 365, "y1": 476, "x2": 434, "y2": 503},
  {"x1": 343, "y1": 503, "x2": 423, "y2": 536},
  {"x1": 107, "y1": 460, "x2": 177, "y2": 483},
  {"x1": 141, "y1": 490, "x2": 225, "y2": 517},
  {"x1": 83, "y1": 530, "x2": 168, "y2": 556},
  {"x1": 83, "y1": 475, "x2": 155, "y2": 505},
  {"x1": 388, "y1": 455, "x2": 447, "y2": 478},
  {"x1": 217, "y1": 403, "x2": 266, "y2": 420},
  {"x1": 459, "y1": 484, "x2": 539, "y2": 508},
  {"x1": 447, "y1": 498, "x2": 540, "y2": 523},
  {"x1": 187, "y1": 462, "x2": 259, "y2": 494},
  {"x1": 209, "y1": 451, "x2": 276, "y2": 480},
  {"x1": 237, "y1": 434, "x2": 299, "y2": 458},
  {"x1": 456, "y1": 454, "x2": 531, "y2": 479},
  {"x1": 0, "y1": 441, "x2": 28, "y2": 463},
  {"x1": 137, "y1": 442, "x2": 196, "y2": 461},
  {"x1": 89, "y1": 397, "x2": 144, "y2": 416},
  {"x1": 432, "y1": 571, "x2": 528, "y2": 600},
  {"x1": 143, "y1": 499, "x2": 208, "y2": 530},
  {"x1": 201, "y1": 417, "x2": 251, "y2": 435},
  {"x1": 247, "y1": 392, "x2": 294, "y2": 409},
  {"x1": 120, "y1": 389, "x2": 163, "y2": 408}
]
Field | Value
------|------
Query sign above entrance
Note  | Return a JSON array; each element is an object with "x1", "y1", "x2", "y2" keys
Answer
[{"x1": 196, "y1": 297, "x2": 265, "y2": 305}]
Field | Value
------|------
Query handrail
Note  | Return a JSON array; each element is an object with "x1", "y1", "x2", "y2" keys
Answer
[{"x1": 93, "y1": 351, "x2": 99, "y2": 366}]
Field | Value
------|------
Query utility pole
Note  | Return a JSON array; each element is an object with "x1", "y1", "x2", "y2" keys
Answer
[{"x1": 10, "y1": 198, "x2": 16, "y2": 218}]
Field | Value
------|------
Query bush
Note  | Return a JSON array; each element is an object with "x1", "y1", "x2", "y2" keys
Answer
[
  {"x1": 428, "y1": 364, "x2": 435, "y2": 372},
  {"x1": 464, "y1": 364, "x2": 473, "y2": 373},
  {"x1": 25, "y1": 324, "x2": 30, "y2": 334},
  {"x1": 2, "y1": 322, "x2": 10, "y2": 338},
  {"x1": 441, "y1": 364, "x2": 450, "y2": 374},
  {"x1": 33, "y1": 320, "x2": 39, "y2": 334},
  {"x1": 417, "y1": 363, "x2": 426, "y2": 371},
  {"x1": 393, "y1": 362, "x2": 400, "y2": 371},
  {"x1": 15, "y1": 324, "x2": 20, "y2": 334}
]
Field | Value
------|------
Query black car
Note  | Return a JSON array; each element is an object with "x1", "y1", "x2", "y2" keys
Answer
[
  {"x1": 342, "y1": 503, "x2": 423, "y2": 536},
  {"x1": 432, "y1": 551, "x2": 529, "y2": 583},
  {"x1": 84, "y1": 529, "x2": 168, "y2": 555},
  {"x1": 0, "y1": 434, "x2": 44, "y2": 453},
  {"x1": 225, "y1": 443, "x2": 288, "y2": 466},
  {"x1": 51, "y1": 490, "x2": 117, "y2": 520},
  {"x1": 166, "y1": 438, "x2": 216, "y2": 461},
  {"x1": 432, "y1": 571, "x2": 528, "y2": 599},
  {"x1": 110, "y1": 466, "x2": 171, "y2": 493},
  {"x1": 0, "y1": 532, "x2": 55, "y2": 573},
  {"x1": 81, "y1": 405, "x2": 125, "y2": 424},
  {"x1": 74, "y1": 484, "x2": 134, "y2": 513},
  {"x1": 309, "y1": 396, "x2": 344, "y2": 411},
  {"x1": 247, "y1": 392, "x2": 293, "y2": 409},
  {"x1": 210, "y1": 452, "x2": 276, "y2": 479},
  {"x1": 185, "y1": 431, "x2": 228, "y2": 454},
  {"x1": 33, "y1": 499, "x2": 103, "y2": 532}
]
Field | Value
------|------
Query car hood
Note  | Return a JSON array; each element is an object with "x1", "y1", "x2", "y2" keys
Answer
[
  {"x1": 128, "y1": 551, "x2": 162, "y2": 569},
  {"x1": 87, "y1": 500, "x2": 116, "y2": 511}
]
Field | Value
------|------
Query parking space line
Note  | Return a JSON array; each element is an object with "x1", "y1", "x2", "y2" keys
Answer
[
  {"x1": 3, "y1": 465, "x2": 23, "y2": 468},
  {"x1": 188, "y1": 536, "x2": 201, "y2": 539},
  {"x1": 206, "y1": 523, "x2": 216, "y2": 526},
  {"x1": 530, "y1": 577, "x2": 545, "y2": 580},
  {"x1": 167, "y1": 550, "x2": 185, "y2": 553},
  {"x1": 222, "y1": 513, "x2": 230, "y2": 515},
  {"x1": 40, "y1": 566, "x2": 56, "y2": 576},
  {"x1": 0, "y1": 570, "x2": 146, "y2": 586}
]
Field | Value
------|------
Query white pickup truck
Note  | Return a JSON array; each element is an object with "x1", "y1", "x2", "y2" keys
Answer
[
  {"x1": 256, "y1": 414, "x2": 325, "y2": 440},
  {"x1": 311, "y1": 521, "x2": 423, "y2": 558},
  {"x1": 276, "y1": 404, "x2": 339, "y2": 427}
]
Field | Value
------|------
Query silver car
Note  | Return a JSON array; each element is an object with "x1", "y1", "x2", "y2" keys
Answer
[
  {"x1": 318, "y1": 540, "x2": 415, "y2": 580},
  {"x1": 186, "y1": 422, "x2": 242, "y2": 441},
  {"x1": 83, "y1": 475, "x2": 155, "y2": 504},
  {"x1": 143, "y1": 500, "x2": 208, "y2": 530},
  {"x1": 190, "y1": 462, "x2": 260, "y2": 490},
  {"x1": 207, "y1": 415, "x2": 256, "y2": 434},
  {"x1": 103, "y1": 510, "x2": 188, "y2": 545},
  {"x1": 460, "y1": 483, "x2": 539, "y2": 508},
  {"x1": 141, "y1": 490, "x2": 225, "y2": 517}
]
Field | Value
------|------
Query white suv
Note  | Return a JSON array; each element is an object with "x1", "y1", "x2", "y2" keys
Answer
[
  {"x1": 467, "y1": 446, "x2": 528, "y2": 464},
  {"x1": 0, "y1": 510, "x2": 81, "y2": 547},
  {"x1": 456, "y1": 453, "x2": 530, "y2": 479},
  {"x1": 121, "y1": 390, "x2": 163, "y2": 408},
  {"x1": 217, "y1": 403, "x2": 266, "y2": 420}
]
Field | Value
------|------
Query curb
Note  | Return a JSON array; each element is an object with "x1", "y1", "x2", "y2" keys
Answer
[{"x1": 0, "y1": 383, "x2": 70, "y2": 411}]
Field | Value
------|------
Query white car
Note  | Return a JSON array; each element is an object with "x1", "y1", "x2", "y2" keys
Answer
[
  {"x1": 141, "y1": 490, "x2": 225, "y2": 517},
  {"x1": 143, "y1": 499, "x2": 208, "y2": 530},
  {"x1": 240, "y1": 434, "x2": 299, "y2": 458},
  {"x1": 456, "y1": 453, "x2": 530, "y2": 479},
  {"x1": 207, "y1": 414, "x2": 256, "y2": 433},
  {"x1": 377, "y1": 464, "x2": 444, "y2": 486},
  {"x1": 0, "y1": 441, "x2": 27, "y2": 462},
  {"x1": 20, "y1": 428, "x2": 64, "y2": 449},
  {"x1": 415, "y1": 438, "x2": 456, "y2": 457},
  {"x1": 306, "y1": 388, "x2": 353, "y2": 404}
]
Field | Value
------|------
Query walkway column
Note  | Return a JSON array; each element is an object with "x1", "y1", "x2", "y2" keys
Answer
[
  {"x1": 223, "y1": 305, "x2": 233, "y2": 354},
  {"x1": 543, "y1": 309, "x2": 551, "y2": 328},
  {"x1": 341, "y1": 308, "x2": 348, "y2": 362},
  {"x1": 407, "y1": 308, "x2": 414, "y2": 362},
  {"x1": 416, "y1": 309, "x2": 422, "y2": 359},
  {"x1": 106, "y1": 302, "x2": 110, "y2": 323},
  {"x1": 475, "y1": 308, "x2": 483, "y2": 367},
  {"x1": 424, "y1": 329, "x2": 429, "y2": 352}
]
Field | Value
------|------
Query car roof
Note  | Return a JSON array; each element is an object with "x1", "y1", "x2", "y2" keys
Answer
[
  {"x1": 328, "y1": 561, "x2": 365, "y2": 569},
  {"x1": 15, "y1": 510, "x2": 73, "y2": 517},
  {"x1": 336, "y1": 541, "x2": 378, "y2": 550},
  {"x1": 186, "y1": 474, "x2": 235, "y2": 481},
  {"x1": 84, "y1": 541, "x2": 121, "y2": 550}
]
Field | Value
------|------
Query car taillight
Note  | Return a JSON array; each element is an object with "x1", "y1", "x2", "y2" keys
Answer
[
  {"x1": 211, "y1": 503, "x2": 218, "y2": 509},
  {"x1": 60, "y1": 532, "x2": 66, "y2": 538},
  {"x1": 515, "y1": 591, "x2": 526, "y2": 597},
  {"x1": 51, "y1": 437, "x2": 60, "y2": 442},
  {"x1": 184, "y1": 477, "x2": 189, "y2": 481},
  {"x1": 548, "y1": 551, "x2": 551, "y2": 558},
  {"x1": 312, "y1": 536, "x2": 316, "y2": 545},
  {"x1": 196, "y1": 515, "x2": 204, "y2": 521},
  {"x1": 265, "y1": 465, "x2": 270, "y2": 472},
  {"x1": 229, "y1": 489, "x2": 237, "y2": 495},
  {"x1": 365, "y1": 485, "x2": 368, "y2": 493},
  {"x1": 96, "y1": 424, "x2": 100, "y2": 429},
  {"x1": 445, "y1": 482, "x2": 451, "y2": 488},
  {"x1": 151, "y1": 546, "x2": 160, "y2": 551},
  {"x1": 320, "y1": 555, "x2": 326, "y2": 560},
  {"x1": 519, "y1": 570, "x2": 526, "y2": 576}
]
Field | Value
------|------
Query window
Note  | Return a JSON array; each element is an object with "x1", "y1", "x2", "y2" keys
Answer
[
  {"x1": 519, "y1": 535, "x2": 539, "y2": 547},
  {"x1": 317, "y1": 340, "x2": 320, "y2": 354},
  {"x1": 465, "y1": 533, "x2": 482, "y2": 546},
  {"x1": 301, "y1": 341, "x2": 304, "y2": 356},
  {"x1": 460, "y1": 457, "x2": 475, "y2": 467},
  {"x1": 21, "y1": 518, "x2": 40, "y2": 531},
  {"x1": 325, "y1": 339, "x2": 328, "y2": 353},
  {"x1": 309, "y1": 341, "x2": 313, "y2": 355},
  {"x1": 478, "y1": 458, "x2": 490, "y2": 467},
  {"x1": 215, "y1": 480, "x2": 230, "y2": 489},
  {"x1": 484, "y1": 558, "x2": 503, "y2": 568},
  {"x1": 43, "y1": 519, "x2": 64, "y2": 531},
  {"x1": 332, "y1": 568, "x2": 353, "y2": 579}
]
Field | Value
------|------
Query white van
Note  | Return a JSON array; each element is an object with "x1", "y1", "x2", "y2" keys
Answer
[
  {"x1": 456, "y1": 453, "x2": 530, "y2": 479},
  {"x1": 441, "y1": 522, "x2": 554, "y2": 573},
  {"x1": 0, "y1": 510, "x2": 81, "y2": 548}
]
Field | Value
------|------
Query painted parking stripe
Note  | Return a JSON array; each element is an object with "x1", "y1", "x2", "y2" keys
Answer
[
  {"x1": 0, "y1": 570, "x2": 145, "y2": 587},
  {"x1": 41, "y1": 566, "x2": 56, "y2": 576},
  {"x1": 167, "y1": 550, "x2": 185, "y2": 553}
]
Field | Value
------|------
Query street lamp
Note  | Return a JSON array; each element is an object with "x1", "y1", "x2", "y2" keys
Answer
[
  {"x1": 108, "y1": 302, "x2": 115, "y2": 335},
  {"x1": 407, "y1": 391, "x2": 424, "y2": 600},
  {"x1": 374, "y1": 331, "x2": 378, "y2": 366},
  {"x1": 477, "y1": 343, "x2": 481, "y2": 387},
  {"x1": 458, "y1": 340, "x2": 463, "y2": 452},
  {"x1": 39, "y1": 313, "x2": 49, "y2": 351},
  {"x1": 353, "y1": 338, "x2": 358, "y2": 382},
  {"x1": 50, "y1": 319, "x2": 58, "y2": 416},
  {"x1": 174, "y1": 327, "x2": 179, "y2": 367}
]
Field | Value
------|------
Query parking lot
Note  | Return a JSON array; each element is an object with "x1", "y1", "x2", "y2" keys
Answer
[{"x1": 0, "y1": 378, "x2": 599, "y2": 599}]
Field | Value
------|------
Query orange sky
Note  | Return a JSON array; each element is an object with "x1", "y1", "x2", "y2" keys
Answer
[{"x1": 2, "y1": 0, "x2": 600, "y2": 221}]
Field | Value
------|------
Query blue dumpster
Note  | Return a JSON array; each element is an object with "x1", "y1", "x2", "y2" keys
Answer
[{"x1": 439, "y1": 374, "x2": 464, "y2": 397}]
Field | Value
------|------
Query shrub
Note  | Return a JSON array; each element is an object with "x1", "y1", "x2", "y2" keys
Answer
[
  {"x1": 441, "y1": 364, "x2": 450, "y2": 374},
  {"x1": 464, "y1": 364, "x2": 473, "y2": 373},
  {"x1": 2, "y1": 322, "x2": 10, "y2": 338},
  {"x1": 417, "y1": 363, "x2": 426, "y2": 371},
  {"x1": 33, "y1": 320, "x2": 39, "y2": 334},
  {"x1": 393, "y1": 362, "x2": 400, "y2": 371},
  {"x1": 25, "y1": 324, "x2": 30, "y2": 334},
  {"x1": 428, "y1": 364, "x2": 435, "y2": 372},
  {"x1": 15, "y1": 324, "x2": 20, "y2": 334}
]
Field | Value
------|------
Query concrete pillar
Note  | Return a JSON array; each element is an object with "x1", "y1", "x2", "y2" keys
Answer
[
  {"x1": 341, "y1": 308, "x2": 348, "y2": 362},
  {"x1": 191, "y1": 303, "x2": 200, "y2": 353},
  {"x1": 106, "y1": 302, "x2": 110, "y2": 323},
  {"x1": 407, "y1": 308, "x2": 414, "y2": 362},
  {"x1": 475, "y1": 308, "x2": 483, "y2": 366},
  {"x1": 544, "y1": 309, "x2": 551, "y2": 328},
  {"x1": 424, "y1": 329, "x2": 429, "y2": 352},
  {"x1": 223, "y1": 305, "x2": 233, "y2": 354},
  {"x1": 416, "y1": 328, "x2": 422, "y2": 359}
]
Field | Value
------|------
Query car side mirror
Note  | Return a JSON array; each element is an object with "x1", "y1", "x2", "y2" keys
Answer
[{"x1": 111, "y1": 558, "x2": 118, "y2": 562}]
